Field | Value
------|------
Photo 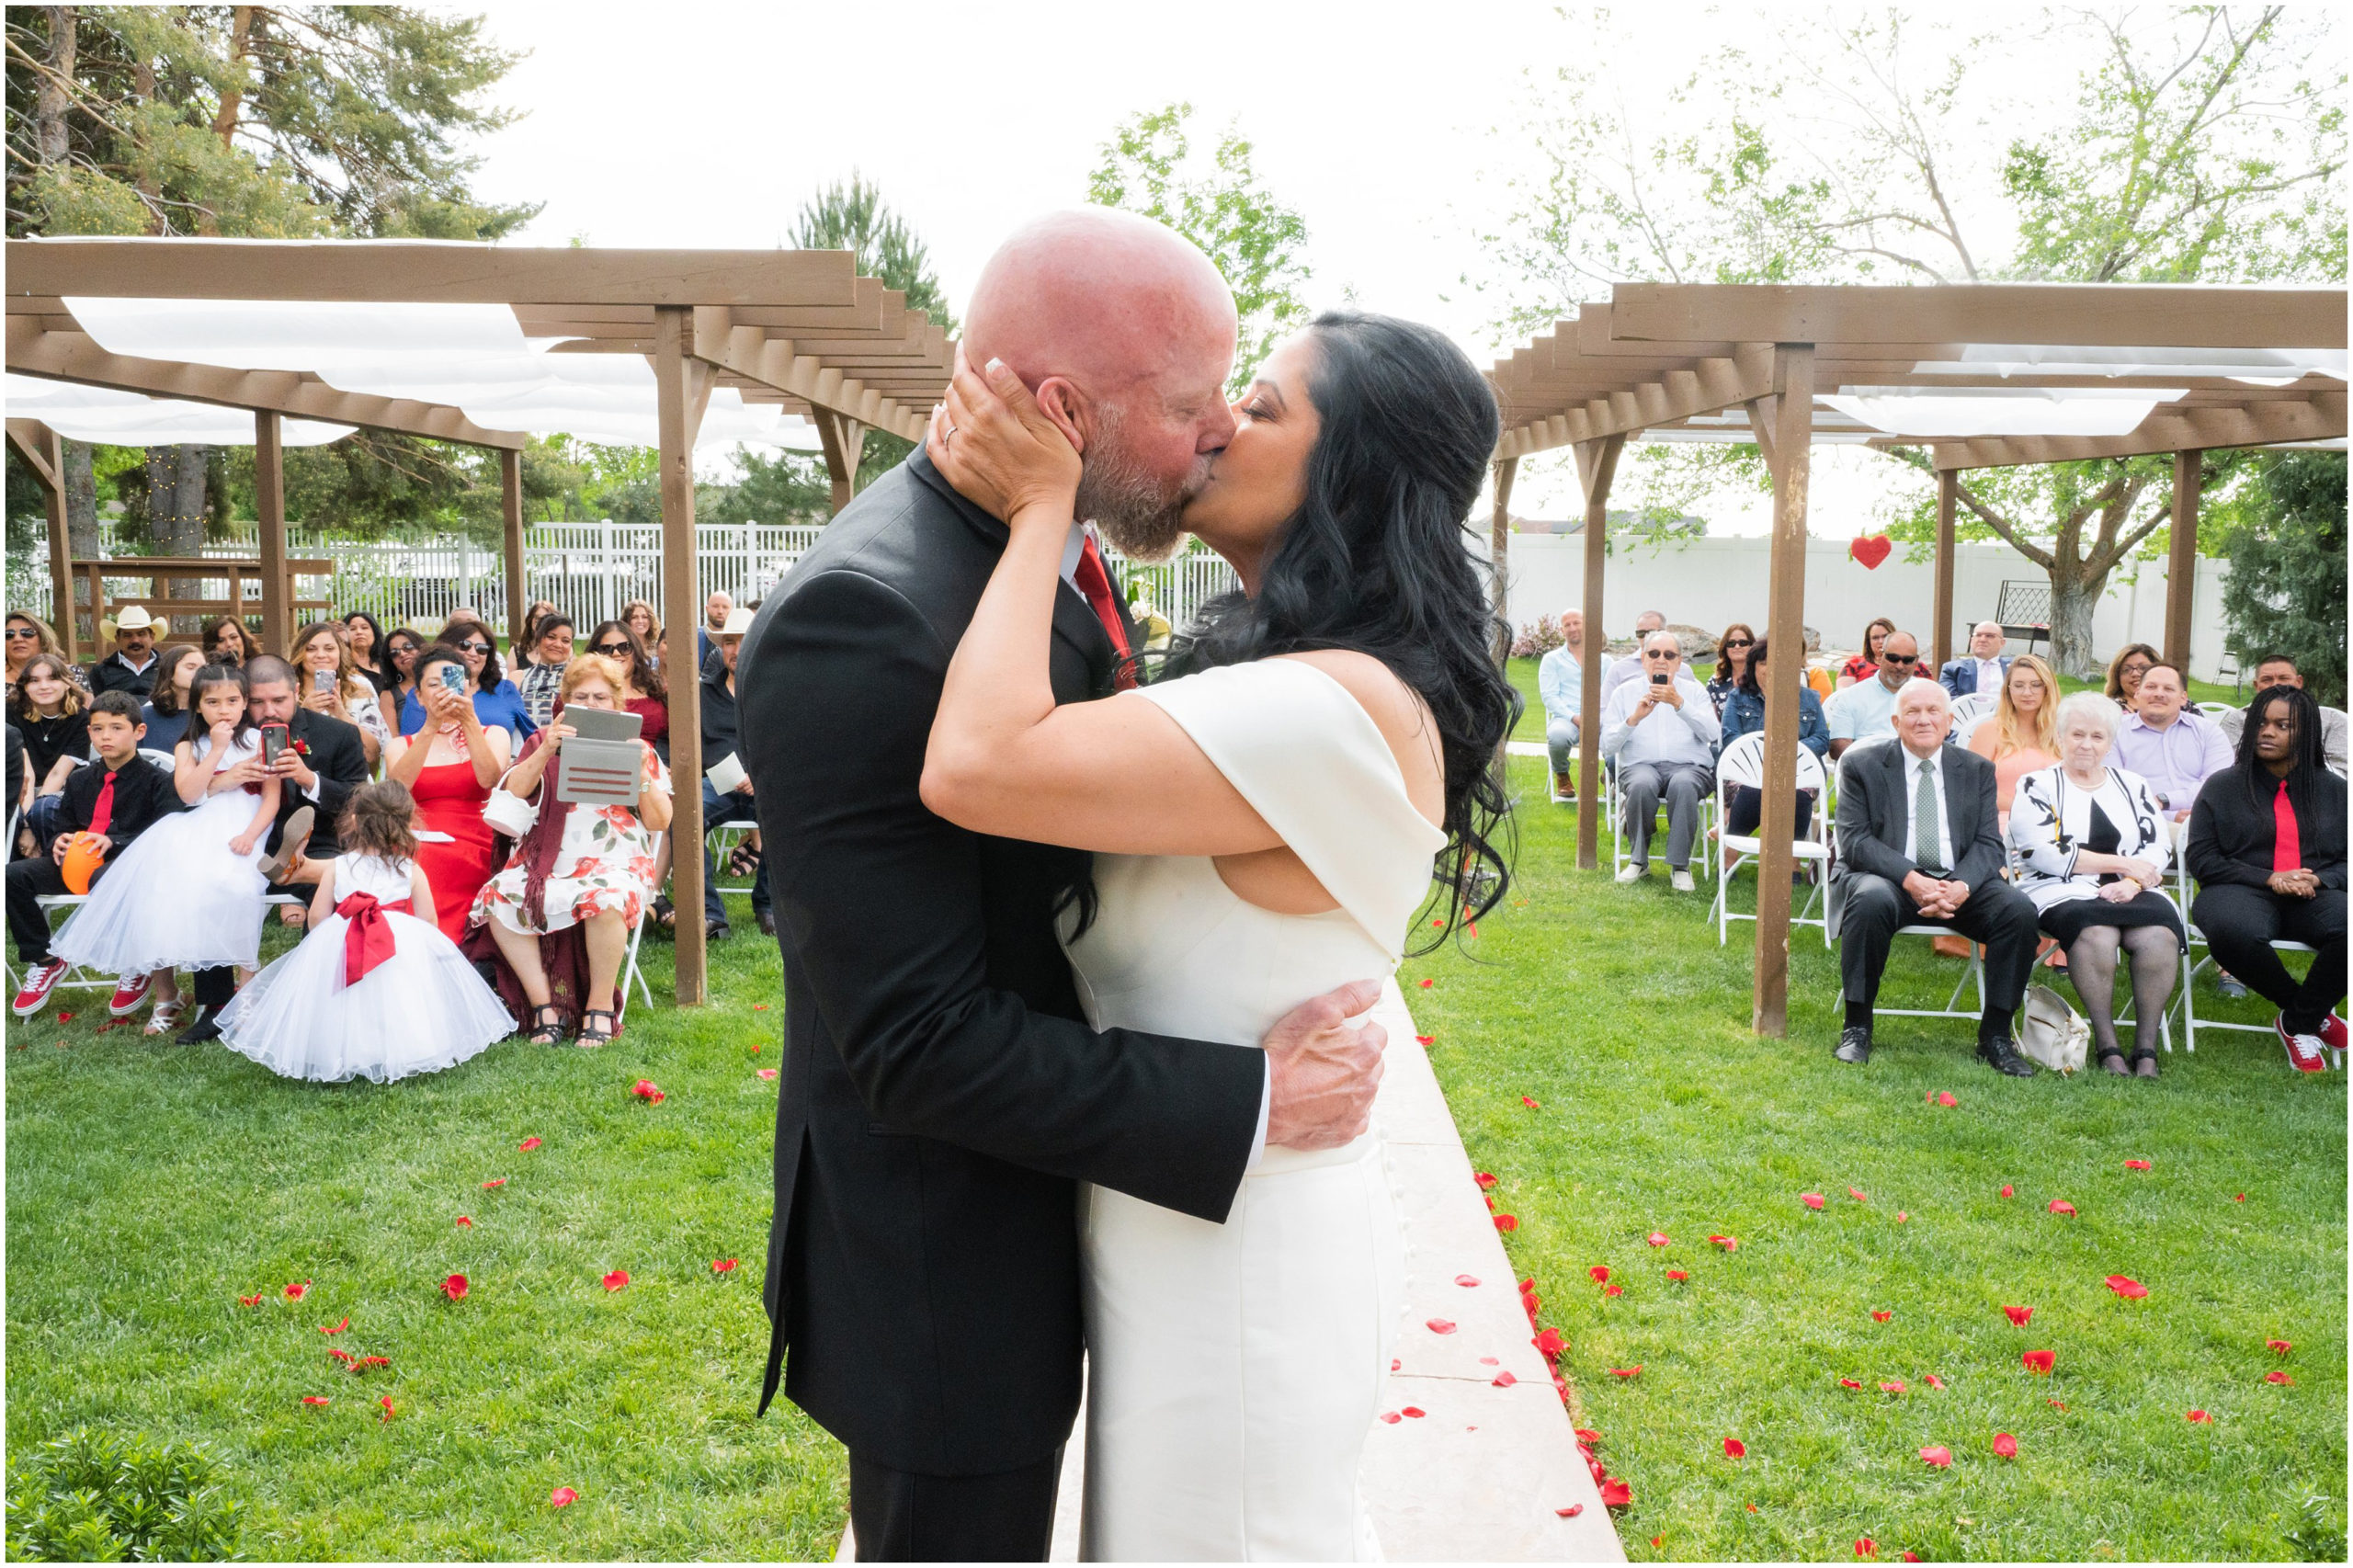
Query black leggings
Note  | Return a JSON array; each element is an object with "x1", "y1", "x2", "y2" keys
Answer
[
  {"x1": 1727, "y1": 786, "x2": 1813, "y2": 840},
  {"x1": 2191, "y1": 884, "x2": 2347, "y2": 1034}
]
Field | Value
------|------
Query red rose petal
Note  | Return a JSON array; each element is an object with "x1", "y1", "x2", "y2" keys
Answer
[
  {"x1": 550, "y1": 1486, "x2": 578, "y2": 1507},
  {"x1": 1603, "y1": 1284, "x2": 1622, "y2": 1297},
  {"x1": 1418, "y1": 978, "x2": 1433, "y2": 988},
  {"x1": 53, "y1": 1012, "x2": 73, "y2": 1022},
  {"x1": 1608, "y1": 1365, "x2": 1642, "y2": 1379},
  {"x1": 1478, "y1": 1356, "x2": 1498, "y2": 1366},
  {"x1": 1801, "y1": 1192, "x2": 1825, "y2": 1210},
  {"x1": 2234, "y1": 1192, "x2": 2246, "y2": 1202},
  {"x1": 2048, "y1": 1399, "x2": 2069, "y2": 1411},
  {"x1": 2000, "y1": 1184, "x2": 2015, "y2": 1198},
  {"x1": 301, "y1": 1395, "x2": 330, "y2": 1406},
  {"x1": 1455, "y1": 1274, "x2": 1480, "y2": 1288},
  {"x1": 1521, "y1": 1096, "x2": 1541, "y2": 1109},
  {"x1": 2104, "y1": 1275, "x2": 2148, "y2": 1299},
  {"x1": 1896, "y1": 1211, "x2": 1909, "y2": 1222},
  {"x1": 1493, "y1": 1369, "x2": 1518, "y2": 1387},
  {"x1": 2048, "y1": 1199, "x2": 2075, "y2": 1215},
  {"x1": 1556, "y1": 1505, "x2": 1583, "y2": 1517},
  {"x1": 518, "y1": 1137, "x2": 542, "y2": 1151},
  {"x1": 1881, "y1": 1380, "x2": 1906, "y2": 1394},
  {"x1": 1925, "y1": 1373, "x2": 1947, "y2": 1390},
  {"x1": 1494, "y1": 1214, "x2": 1518, "y2": 1232},
  {"x1": 2266, "y1": 1370, "x2": 2295, "y2": 1385},
  {"x1": 1709, "y1": 1234, "x2": 1737, "y2": 1251},
  {"x1": 2004, "y1": 1304, "x2": 2034, "y2": 1326},
  {"x1": 1938, "y1": 1092, "x2": 1958, "y2": 1107},
  {"x1": 2125, "y1": 1159, "x2": 2152, "y2": 1170},
  {"x1": 318, "y1": 1315, "x2": 349, "y2": 1335},
  {"x1": 1379, "y1": 1411, "x2": 1401, "y2": 1424},
  {"x1": 2187, "y1": 1408, "x2": 2212, "y2": 1422},
  {"x1": 712, "y1": 1258, "x2": 739, "y2": 1273},
  {"x1": 754, "y1": 1003, "x2": 769, "y2": 1010},
  {"x1": 1534, "y1": 1328, "x2": 1566, "y2": 1359},
  {"x1": 1401, "y1": 1406, "x2": 1426, "y2": 1418},
  {"x1": 482, "y1": 1177, "x2": 506, "y2": 1189},
  {"x1": 455, "y1": 1216, "x2": 473, "y2": 1228},
  {"x1": 359, "y1": 1355, "x2": 389, "y2": 1369},
  {"x1": 1848, "y1": 1187, "x2": 1868, "y2": 1202},
  {"x1": 1918, "y1": 1445, "x2": 1952, "y2": 1468},
  {"x1": 1723, "y1": 1437, "x2": 1746, "y2": 1459},
  {"x1": 1855, "y1": 1538, "x2": 1878, "y2": 1558},
  {"x1": 1474, "y1": 1172, "x2": 1500, "y2": 1189},
  {"x1": 379, "y1": 1395, "x2": 394, "y2": 1421},
  {"x1": 1646, "y1": 1232, "x2": 1670, "y2": 1246},
  {"x1": 284, "y1": 1280, "x2": 310, "y2": 1300},
  {"x1": 2021, "y1": 1349, "x2": 2055, "y2": 1375},
  {"x1": 1839, "y1": 1377, "x2": 1863, "y2": 1389},
  {"x1": 237, "y1": 1293, "x2": 262, "y2": 1307},
  {"x1": 1599, "y1": 1478, "x2": 1632, "y2": 1508},
  {"x1": 1904, "y1": 1554, "x2": 1922, "y2": 1562},
  {"x1": 756, "y1": 1068, "x2": 779, "y2": 1081},
  {"x1": 1993, "y1": 1431, "x2": 2018, "y2": 1458},
  {"x1": 1666, "y1": 1270, "x2": 1688, "y2": 1281},
  {"x1": 1427, "y1": 1318, "x2": 1458, "y2": 1335},
  {"x1": 1415, "y1": 1035, "x2": 1434, "y2": 1049},
  {"x1": 441, "y1": 1273, "x2": 469, "y2": 1301},
  {"x1": 1871, "y1": 1310, "x2": 1893, "y2": 1322},
  {"x1": 2268, "y1": 1338, "x2": 2293, "y2": 1355},
  {"x1": 601, "y1": 1269, "x2": 630, "y2": 1291},
  {"x1": 328, "y1": 1347, "x2": 355, "y2": 1365}
]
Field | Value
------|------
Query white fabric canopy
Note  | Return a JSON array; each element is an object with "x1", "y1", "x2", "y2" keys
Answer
[
  {"x1": 5, "y1": 375, "x2": 354, "y2": 446},
  {"x1": 1821, "y1": 385, "x2": 2190, "y2": 438},
  {"x1": 63, "y1": 297, "x2": 817, "y2": 453}
]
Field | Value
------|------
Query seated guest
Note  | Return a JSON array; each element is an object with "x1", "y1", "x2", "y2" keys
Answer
[
  {"x1": 6, "y1": 612, "x2": 78, "y2": 692},
  {"x1": 1599, "y1": 609, "x2": 1667, "y2": 702},
  {"x1": 87, "y1": 606, "x2": 165, "y2": 699},
  {"x1": 701, "y1": 608, "x2": 772, "y2": 937},
  {"x1": 1719, "y1": 634, "x2": 1828, "y2": 838},
  {"x1": 200, "y1": 615, "x2": 252, "y2": 668},
  {"x1": 1706, "y1": 623, "x2": 1755, "y2": 718},
  {"x1": 2185, "y1": 686, "x2": 2348, "y2": 1074},
  {"x1": 2104, "y1": 642, "x2": 2158, "y2": 709},
  {"x1": 377, "y1": 626, "x2": 426, "y2": 739},
  {"x1": 2218, "y1": 653, "x2": 2349, "y2": 775},
  {"x1": 1825, "y1": 629, "x2": 1921, "y2": 758},
  {"x1": 1939, "y1": 620, "x2": 2012, "y2": 699},
  {"x1": 289, "y1": 620, "x2": 390, "y2": 768},
  {"x1": 1537, "y1": 608, "x2": 1586, "y2": 799},
  {"x1": 470, "y1": 655, "x2": 673, "y2": 1047},
  {"x1": 1830, "y1": 678, "x2": 2041, "y2": 1074},
  {"x1": 386, "y1": 646, "x2": 512, "y2": 941},
  {"x1": 396, "y1": 619, "x2": 535, "y2": 740},
  {"x1": 13, "y1": 653, "x2": 90, "y2": 846},
  {"x1": 1968, "y1": 653, "x2": 2061, "y2": 821},
  {"x1": 7, "y1": 692, "x2": 185, "y2": 1020},
  {"x1": 696, "y1": 590, "x2": 733, "y2": 671},
  {"x1": 517, "y1": 612, "x2": 574, "y2": 730},
  {"x1": 2108, "y1": 662, "x2": 2230, "y2": 821},
  {"x1": 1840, "y1": 617, "x2": 1896, "y2": 688},
  {"x1": 138, "y1": 645, "x2": 208, "y2": 754},
  {"x1": 2009, "y1": 693, "x2": 2181, "y2": 1077},
  {"x1": 341, "y1": 610, "x2": 389, "y2": 692},
  {"x1": 621, "y1": 599, "x2": 662, "y2": 668},
  {"x1": 1600, "y1": 630, "x2": 1719, "y2": 892}
]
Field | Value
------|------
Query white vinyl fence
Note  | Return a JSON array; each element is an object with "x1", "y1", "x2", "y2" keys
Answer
[{"x1": 13, "y1": 518, "x2": 1241, "y2": 642}]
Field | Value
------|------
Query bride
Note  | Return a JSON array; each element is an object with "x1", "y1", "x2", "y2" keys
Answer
[{"x1": 920, "y1": 313, "x2": 1516, "y2": 1561}]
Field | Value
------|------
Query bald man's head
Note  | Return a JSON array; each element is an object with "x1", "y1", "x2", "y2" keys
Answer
[{"x1": 961, "y1": 210, "x2": 1240, "y2": 558}]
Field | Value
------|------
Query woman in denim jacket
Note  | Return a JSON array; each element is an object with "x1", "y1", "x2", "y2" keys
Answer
[{"x1": 1720, "y1": 633, "x2": 1830, "y2": 838}]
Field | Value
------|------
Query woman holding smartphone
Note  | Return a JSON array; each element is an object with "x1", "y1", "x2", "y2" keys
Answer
[
  {"x1": 289, "y1": 620, "x2": 389, "y2": 767},
  {"x1": 384, "y1": 645, "x2": 511, "y2": 939}
]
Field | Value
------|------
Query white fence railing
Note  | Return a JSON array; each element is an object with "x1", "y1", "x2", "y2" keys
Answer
[{"x1": 12, "y1": 518, "x2": 1240, "y2": 642}]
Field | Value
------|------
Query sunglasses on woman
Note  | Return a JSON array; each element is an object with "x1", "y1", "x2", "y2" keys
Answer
[
  {"x1": 4, "y1": 628, "x2": 38, "y2": 641},
  {"x1": 1724, "y1": 638, "x2": 1754, "y2": 648},
  {"x1": 457, "y1": 640, "x2": 492, "y2": 654},
  {"x1": 592, "y1": 642, "x2": 632, "y2": 656}
]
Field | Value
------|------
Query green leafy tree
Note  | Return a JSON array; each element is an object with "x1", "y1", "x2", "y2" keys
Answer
[
  {"x1": 1088, "y1": 102, "x2": 1313, "y2": 395},
  {"x1": 1476, "y1": 7, "x2": 2346, "y2": 674},
  {"x1": 2217, "y1": 452, "x2": 2347, "y2": 706}
]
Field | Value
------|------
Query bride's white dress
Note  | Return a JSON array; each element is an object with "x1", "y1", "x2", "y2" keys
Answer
[{"x1": 1064, "y1": 657, "x2": 1446, "y2": 1562}]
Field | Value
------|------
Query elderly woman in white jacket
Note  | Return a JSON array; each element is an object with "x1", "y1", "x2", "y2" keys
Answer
[{"x1": 2008, "y1": 690, "x2": 2186, "y2": 1077}]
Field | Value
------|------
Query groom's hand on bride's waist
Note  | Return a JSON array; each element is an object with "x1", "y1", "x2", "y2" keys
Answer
[{"x1": 1263, "y1": 978, "x2": 1386, "y2": 1152}]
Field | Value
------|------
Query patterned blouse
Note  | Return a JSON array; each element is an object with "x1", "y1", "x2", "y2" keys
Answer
[{"x1": 2006, "y1": 764, "x2": 2172, "y2": 913}]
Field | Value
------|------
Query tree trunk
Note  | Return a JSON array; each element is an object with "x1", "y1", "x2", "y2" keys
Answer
[
  {"x1": 2047, "y1": 554, "x2": 2105, "y2": 680},
  {"x1": 62, "y1": 437, "x2": 100, "y2": 645},
  {"x1": 35, "y1": 8, "x2": 75, "y2": 167},
  {"x1": 149, "y1": 443, "x2": 211, "y2": 631}
]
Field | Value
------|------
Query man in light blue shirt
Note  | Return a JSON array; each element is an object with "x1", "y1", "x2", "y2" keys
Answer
[
  {"x1": 1599, "y1": 608, "x2": 1668, "y2": 704},
  {"x1": 2106, "y1": 661, "x2": 2232, "y2": 820},
  {"x1": 1601, "y1": 630, "x2": 1721, "y2": 890},
  {"x1": 1827, "y1": 630, "x2": 1922, "y2": 759},
  {"x1": 1537, "y1": 608, "x2": 1586, "y2": 797}
]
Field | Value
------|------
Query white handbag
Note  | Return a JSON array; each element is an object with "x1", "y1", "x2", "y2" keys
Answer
[
  {"x1": 482, "y1": 785, "x2": 536, "y2": 839},
  {"x1": 2016, "y1": 983, "x2": 2089, "y2": 1074}
]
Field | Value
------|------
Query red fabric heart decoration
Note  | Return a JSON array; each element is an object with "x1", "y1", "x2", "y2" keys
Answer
[{"x1": 1850, "y1": 534, "x2": 1893, "y2": 569}]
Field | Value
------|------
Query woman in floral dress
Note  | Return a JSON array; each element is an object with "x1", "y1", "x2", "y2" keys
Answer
[{"x1": 471, "y1": 655, "x2": 672, "y2": 1046}]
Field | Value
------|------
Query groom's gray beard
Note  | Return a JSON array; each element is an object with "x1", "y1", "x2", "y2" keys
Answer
[{"x1": 1077, "y1": 407, "x2": 1202, "y2": 564}]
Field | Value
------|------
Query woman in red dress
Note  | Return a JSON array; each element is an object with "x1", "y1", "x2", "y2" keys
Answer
[{"x1": 385, "y1": 645, "x2": 514, "y2": 939}]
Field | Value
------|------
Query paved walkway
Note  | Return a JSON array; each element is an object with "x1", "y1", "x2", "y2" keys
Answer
[{"x1": 845, "y1": 978, "x2": 1622, "y2": 1562}]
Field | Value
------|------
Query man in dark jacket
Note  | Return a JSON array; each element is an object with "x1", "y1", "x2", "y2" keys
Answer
[
  {"x1": 1833, "y1": 676, "x2": 2041, "y2": 1074},
  {"x1": 699, "y1": 607, "x2": 769, "y2": 940},
  {"x1": 86, "y1": 606, "x2": 164, "y2": 699},
  {"x1": 739, "y1": 209, "x2": 1384, "y2": 1562}
]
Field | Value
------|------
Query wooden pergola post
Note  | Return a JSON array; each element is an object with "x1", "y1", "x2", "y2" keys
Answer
[
  {"x1": 814, "y1": 408, "x2": 864, "y2": 516},
  {"x1": 1931, "y1": 468, "x2": 1959, "y2": 671},
  {"x1": 255, "y1": 410, "x2": 288, "y2": 653},
  {"x1": 7, "y1": 420, "x2": 75, "y2": 657},
  {"x1": 502, "y1": 448, "x2": 529, "y2": 653},
  {"x1": 1750, "y1": 346, "x2": 1814, "y2": 1037},
  {"x1": 2165, "y1": 449, "x2": 2202, "y2": 671},
  {"x1": 1573, "y1": 435, "x2": 1624, "y2": 871},
  {"x1": 1489, "y1": 457, "x2": 1518, "y2": 668},
  {"x1": 656, "y1": 307, "x2": 712, "y2": 1005}
]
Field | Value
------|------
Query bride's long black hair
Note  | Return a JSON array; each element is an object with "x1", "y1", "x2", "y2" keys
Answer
[{"x1": 1165, "y1": 309, "x2": 1519, "y2": 941}]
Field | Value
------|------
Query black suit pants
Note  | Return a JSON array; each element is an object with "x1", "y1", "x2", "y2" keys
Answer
[
  {"x1": 2192, "y1": 884, "x2": 2347, "y2": 1033},
  {"x1": 847, "y1": 1447, "x2": 1062, "y2": 1562},
  {"x1": 6, "y1": 856, "x2": 73, "y2": 963},
  {"x1": 1840, "y1": 871, "x2": 2040, "y2": 1013}
]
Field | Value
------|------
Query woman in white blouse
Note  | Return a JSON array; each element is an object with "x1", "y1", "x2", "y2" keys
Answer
[{"x1": 2008, "y1": 690, "x2": 2184, "y2": 1077}]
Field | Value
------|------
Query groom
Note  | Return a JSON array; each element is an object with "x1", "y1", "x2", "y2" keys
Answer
[{"x1": 739, "y1": 210, "x2": 1390, "y2": 1562}]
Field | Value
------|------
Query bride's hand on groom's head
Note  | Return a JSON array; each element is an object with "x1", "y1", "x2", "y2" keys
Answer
[{"x1": 927, "y1": 349, "x2": 1082, "y2": 529}]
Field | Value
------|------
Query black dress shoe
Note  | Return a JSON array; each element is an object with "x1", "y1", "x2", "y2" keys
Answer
[
  {"x1": 175, "y1": 1006, "x2": 224, "y2": 1044},
  {"x1": 1834, "y1": 1025, "x2": 1873, "y2": 1065},
  {"x1": 1977, "y1": 1035, "x2": 2038, "y2": 1076},
  {"x1": 756, "y1": 908, "x2": 778, "y2": 937},
  {"x1": 707, "y1": 920, "x2": 733, "y2": 943}
]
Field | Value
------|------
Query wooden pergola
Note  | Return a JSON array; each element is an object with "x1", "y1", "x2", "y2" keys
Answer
[
  {"x1": 6, "y1": 237, "x2": 959, "y2": 1004},
  {"x1": 1483, "y1": 282, "x2": 2347, "y2": 1034}
]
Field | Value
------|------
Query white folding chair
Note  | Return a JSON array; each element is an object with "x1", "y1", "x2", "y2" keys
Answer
[
  {"x1": 2196, "y1": 700, "x2": 2238, "y2": 719},
  {"x1": 1711, "y1": 733, "x2": 1830, "y2": 948},
  {"x1": 618, "y1": 830, "x2": 662, "y2": 1015},
  {"x1": 1949, "y1": 691, "x2": 1997, "y2": 735},
  {"x1": 707, "y1": 822, "x2": 757, "y2": 897}
]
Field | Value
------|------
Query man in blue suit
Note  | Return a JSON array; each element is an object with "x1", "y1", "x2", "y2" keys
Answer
[{"x1": 1938, "y1": 620, "x2": 2012, "y2": 699}]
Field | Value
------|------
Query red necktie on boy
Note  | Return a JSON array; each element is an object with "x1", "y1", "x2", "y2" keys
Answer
[{"x1": 85, "y1": 767, "x2": 116, "y2": 839}]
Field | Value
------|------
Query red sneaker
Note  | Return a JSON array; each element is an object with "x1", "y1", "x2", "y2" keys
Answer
[
  {"x1": 11, "y1": 959, "x2": 71, "y2": 1019},
  {"x1": 2318, "y1": 1013, "x2": 2348, "y2": 1054},
  {"x1": 2276, "y1": 1015, "x2": 2329, "y2": 1074},
  {"x1": 108, "y1": 971, "x2": 153, "y2": 1017}
]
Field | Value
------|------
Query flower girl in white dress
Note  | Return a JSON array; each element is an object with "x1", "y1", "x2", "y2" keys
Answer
[
  {"x1": 54, "y1": 663, "x2": 278, "y2": 979},
  {"x1": 220, "y1": 780, "x2": 513, "y2": 1083},
  {"x1": 922, "y1": 315, "x2": 1515, "y2": 1561}
]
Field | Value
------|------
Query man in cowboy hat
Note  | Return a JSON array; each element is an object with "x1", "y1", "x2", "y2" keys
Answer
[{"x1": 88, "y1": 606, "x2": 166, "y2": 699}]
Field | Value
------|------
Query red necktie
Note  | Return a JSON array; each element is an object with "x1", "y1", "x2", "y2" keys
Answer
[
  {"x1": 338, "y1": 892, "x2": 415, "y2": 985},
  {"x1": 86, "y1": 767, "x2": 117, "y2": 837},
  {"x1": 1072, "y1": 537, "x2": 1138, "y2": 692},
  {"x1": 2273, "y1": 779, "x2": 2302, "y2": 874}
]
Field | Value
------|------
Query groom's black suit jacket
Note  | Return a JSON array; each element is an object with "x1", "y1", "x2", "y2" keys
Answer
[{"x1": 740, "y1": 448, "x2": 1266, "y2": 1476}]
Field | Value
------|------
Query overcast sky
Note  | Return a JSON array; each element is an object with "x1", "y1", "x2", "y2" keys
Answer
[{"x1": 462, "y1": 1, "x2": 2088, "y2": 533}]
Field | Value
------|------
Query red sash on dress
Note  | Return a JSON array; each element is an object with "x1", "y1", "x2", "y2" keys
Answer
[{"x1": 338, "y1": 892, "x2": 415, "y2": 985}]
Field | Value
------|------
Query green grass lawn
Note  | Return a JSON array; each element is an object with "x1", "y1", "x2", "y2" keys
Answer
[
  {"x1": 9, "y1": 751, "x2": 2342, "y2": 1561},
  {"x1": 1412, "y1": 755, "x2": 2347, "y2": 1562}
]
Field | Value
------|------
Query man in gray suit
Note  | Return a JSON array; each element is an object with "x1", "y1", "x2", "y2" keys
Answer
[{"x1": 1832, "y1": 677, "x2": 2040, "y2": 1074}]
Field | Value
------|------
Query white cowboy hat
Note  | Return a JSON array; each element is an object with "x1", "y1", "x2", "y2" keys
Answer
[
  {"x1": 719, "y1": 607, "x2": 756, "y2": 636},
  {"x1": 102, "y1": 605, "x2": 165, "y2": 640}
]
